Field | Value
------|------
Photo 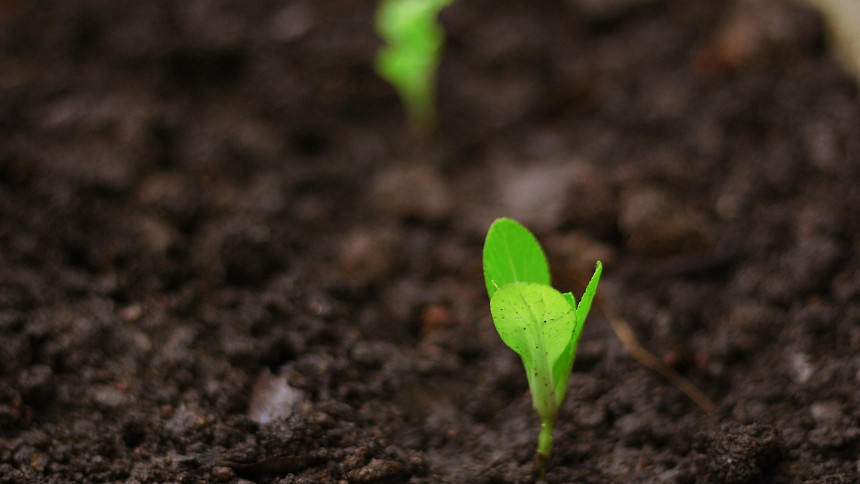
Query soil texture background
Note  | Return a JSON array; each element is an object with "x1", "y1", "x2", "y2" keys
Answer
[{"x1": 1, "y1": 1, "x2": 859, "y2": 482}]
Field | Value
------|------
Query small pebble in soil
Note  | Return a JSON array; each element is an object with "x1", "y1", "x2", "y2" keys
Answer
[{"x1": 247, "y1": 369, "x2": 304, "y2": 424}]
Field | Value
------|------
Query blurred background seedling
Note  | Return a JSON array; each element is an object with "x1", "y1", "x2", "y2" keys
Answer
[{"x1": 374, "y1": 0, "x2": 455, "y2": 136}]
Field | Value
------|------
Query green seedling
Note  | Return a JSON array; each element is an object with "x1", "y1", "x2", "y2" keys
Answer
[
  {"x1": 483, "y1": 218, "x2": 602, "y2": 480},
  {"x1": 374, "y1": 0, "x2": 454, "y2": 135}
]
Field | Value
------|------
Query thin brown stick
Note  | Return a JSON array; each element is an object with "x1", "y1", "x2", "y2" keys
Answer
[{"x1": 595, "y1": 295, "x2": 716, "y2": 414}]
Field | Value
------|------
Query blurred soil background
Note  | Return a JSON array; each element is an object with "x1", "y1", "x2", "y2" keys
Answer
[{"x1": 1, "y1": 0, "x2": 859, "y2": 482}]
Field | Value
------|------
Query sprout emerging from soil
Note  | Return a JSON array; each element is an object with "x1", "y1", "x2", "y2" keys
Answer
[
  {"x1": 374, "y1": 0, "x2": 454, "y2": 135},
  {"x1": 483, "y1": 218, "x2": 602, "y2": 480}
]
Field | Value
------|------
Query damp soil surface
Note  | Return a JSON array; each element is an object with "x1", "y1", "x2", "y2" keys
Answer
[{"x1": 1, "y1": 1, "x2": 859, "y2": 482}]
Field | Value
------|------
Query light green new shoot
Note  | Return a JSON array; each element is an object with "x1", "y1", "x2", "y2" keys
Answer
[{"x1": 483, "y1": 218, "x2": 602, "y2": 479}]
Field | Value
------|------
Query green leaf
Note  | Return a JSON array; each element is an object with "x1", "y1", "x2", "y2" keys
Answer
[
  {"x1": 489, "y1": 282, "x2": 574, "y2": 419},
  {"x1": 551, "y1": 263, "x2": 602, "y2": 405},
  {"x1": 576, "y1": 261, "x2": 602, "y2": 328},
  {"x1": 482, "y1": 218, "x2": 550, "y2": 300},
  {"x1": 562, "y1": 291, "x2": 577, "y2": 311}
]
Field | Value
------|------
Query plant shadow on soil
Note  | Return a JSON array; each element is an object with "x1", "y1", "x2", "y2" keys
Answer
[{"x1": 1, "y1": 0, "x2": 859, "y2": 483}]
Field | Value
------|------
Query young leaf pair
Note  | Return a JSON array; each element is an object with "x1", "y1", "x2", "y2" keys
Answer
[{"x1": 483, "y1": 218, "x2": 602, "y2": 479}]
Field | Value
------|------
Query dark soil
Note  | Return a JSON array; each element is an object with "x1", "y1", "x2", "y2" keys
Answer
[{"x1": 1, "y1": 1, "x2": 859, "y2": 482}]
